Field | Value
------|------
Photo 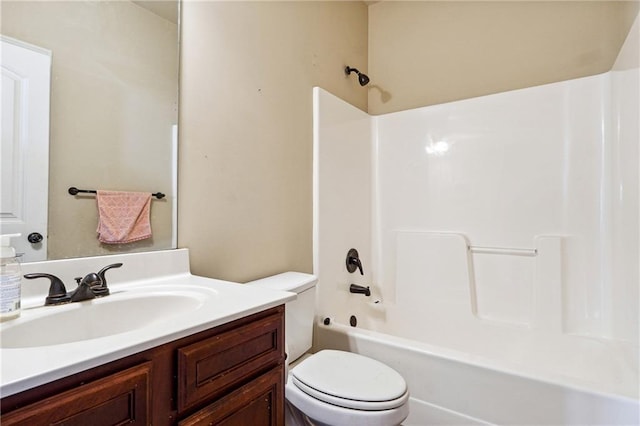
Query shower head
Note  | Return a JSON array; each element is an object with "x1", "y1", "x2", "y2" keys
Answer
[{"x1": 345, "y1": 66, "x2": 370, "y2": 87}]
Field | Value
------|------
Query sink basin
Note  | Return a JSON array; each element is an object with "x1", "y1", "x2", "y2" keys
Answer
[{"x1": 0, "y1": 291, "x2": 206, "y2": 349}]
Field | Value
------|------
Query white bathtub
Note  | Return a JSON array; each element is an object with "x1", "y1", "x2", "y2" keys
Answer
[{"x1": 314, "y1": 320, "x2": 640, "y2": 425}]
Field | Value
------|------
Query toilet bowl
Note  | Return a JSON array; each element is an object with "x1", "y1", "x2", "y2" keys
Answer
[
  {"x1": 286, "y1": 349, "x2": 409, "y2": 426},
  {"x1": 247, "y1": 272, "x2": 410, "y2": 426}
]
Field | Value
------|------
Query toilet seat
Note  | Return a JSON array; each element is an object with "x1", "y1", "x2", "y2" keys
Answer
[
  {"x1": 290, "y1": 350, "x2": 409, "y2": 411},
  {"x1": 286, "y1": 381, "x2": 410, "y2": 426}
]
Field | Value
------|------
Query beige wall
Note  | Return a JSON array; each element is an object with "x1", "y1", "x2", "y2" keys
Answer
[
  {"x1": 368, "y1": 1, "x2": 640, "y2": 114},
  {"x1": 179, "y1": 1, "x2": 637, "y2": 282},
  {"x1": 178, "y1": 1, "x2": 368, "y2": 282},
  {"x1": 2, "y1": 1, "x2": 178, "y2": 259}
]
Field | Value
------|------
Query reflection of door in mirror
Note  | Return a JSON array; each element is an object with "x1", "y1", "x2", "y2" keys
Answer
[{"x1": 0, "y1": 36, "x2": 51, "y2": 262}]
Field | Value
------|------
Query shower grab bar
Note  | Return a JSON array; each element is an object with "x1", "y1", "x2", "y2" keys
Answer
[
  {"x1": 68, "y1": 187, "x2": 166, "y2": 199},
  {"x1": 468, "y1": 246, "x2": 537, "y2": 257}
]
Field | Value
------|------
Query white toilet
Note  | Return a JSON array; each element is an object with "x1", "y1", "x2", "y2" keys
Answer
[{"x1": 248, "y1": 272, "x2": 409, "y2": 426}]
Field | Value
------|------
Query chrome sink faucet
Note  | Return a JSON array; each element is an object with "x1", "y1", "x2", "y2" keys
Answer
[{"x1": 24, "y1": 263, "x2": 123, "y2": 305}]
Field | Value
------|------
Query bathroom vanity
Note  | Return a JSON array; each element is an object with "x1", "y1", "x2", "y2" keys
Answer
[{"x1": 0, "y1": 249, "x2": 294, "y2": 425}]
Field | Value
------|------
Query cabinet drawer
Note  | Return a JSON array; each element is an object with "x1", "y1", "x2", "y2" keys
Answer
[
  {"x1": 177, "y1": 311, "x2": 284, "y2": 413},
  {"x1": 1, "y1": 362, "x2": 151, "y2": 426},
  {"x1": 178, "y1": 366, "x2": 284, "y2": 426}
]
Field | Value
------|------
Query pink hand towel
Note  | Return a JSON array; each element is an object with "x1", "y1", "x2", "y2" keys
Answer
[{"x1": 96, "y1": 190, "x2": 152, "y2": 244}]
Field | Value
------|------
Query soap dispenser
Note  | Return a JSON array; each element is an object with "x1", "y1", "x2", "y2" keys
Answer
[{"x1": 0, "y1": 234, "x2": 22, "y2": 321}]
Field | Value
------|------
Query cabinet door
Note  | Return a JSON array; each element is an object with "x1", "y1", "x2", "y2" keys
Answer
[
  {"x1": 177, "y1": 310, "x2": 284, "y2": 413},
  {"x1": 178, "y1": 366, "x2": 284, "y2": 426},
  {"x1": 1, "y1": 362, "x2": 151, "y2": 426}
]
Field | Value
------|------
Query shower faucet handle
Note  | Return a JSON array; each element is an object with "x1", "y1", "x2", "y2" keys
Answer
[{"x1": 346, "y1": 248, "x2": 364, "y2": 275}]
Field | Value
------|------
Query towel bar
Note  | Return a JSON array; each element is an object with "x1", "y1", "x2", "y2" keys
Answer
[
  {"x1": 68, "y1": 187, "x2": 165, "y2": 199},
  {"x1": 468, "y1": 246, "x2": 537, "y2": 256}
]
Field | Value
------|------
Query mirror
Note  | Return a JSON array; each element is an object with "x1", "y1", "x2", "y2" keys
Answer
[{"x1": 1, "y1": 0, "x2": 179, "y2": 262}]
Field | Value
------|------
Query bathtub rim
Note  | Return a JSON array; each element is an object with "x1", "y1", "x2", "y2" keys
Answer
[{"x1": 314, "y1": 318, "x2": 640, "y2": 403}]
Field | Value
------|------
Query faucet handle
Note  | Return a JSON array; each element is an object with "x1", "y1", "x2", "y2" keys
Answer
[
  {"x1": 23, "y1": 273, "x2": 71, "y2": 306},
  {"x1": 93, "y1": 262, "x2": 123, "y2": 297},
  {"x1": 346, "y1": 248, "x2": 364, "y2": 275}
]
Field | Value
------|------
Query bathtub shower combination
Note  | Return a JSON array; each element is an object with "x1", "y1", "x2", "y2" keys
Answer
[{"x1": 311, "y1": 17, "x2": 639, "y2": 426}]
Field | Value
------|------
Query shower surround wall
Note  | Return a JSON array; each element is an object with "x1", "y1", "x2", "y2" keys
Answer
[
  {"x1": 313, "y1": 16, "x2": 639, "y2": 401},
  {"x1": 372, "y1": 71, "x2": 637, "y2": 342}
]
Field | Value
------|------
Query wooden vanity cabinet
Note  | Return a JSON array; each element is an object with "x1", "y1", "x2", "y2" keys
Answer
[
  {"x1": 0, "y1": 306, "x2": 285, "y2": 425},
  {"x1": 178, "y1": 367, "x2": 283, "y2": 426},
  {"x1": 1, "y1": 362, "x2": 152, "y2": 426}
]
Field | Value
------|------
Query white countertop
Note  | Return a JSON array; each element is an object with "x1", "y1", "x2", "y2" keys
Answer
[{"x1": 0, "y1": 249, "x2": 295, "y2": 397}]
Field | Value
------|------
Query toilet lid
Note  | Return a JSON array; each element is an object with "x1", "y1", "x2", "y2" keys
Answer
[{"x1": 291, "y1": 350, "x2": 408, "y2": 411}]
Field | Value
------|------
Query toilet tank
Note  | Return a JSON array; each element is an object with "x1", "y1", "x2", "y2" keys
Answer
[{"x1": 246, "y1": 272, "x2": 317, "y2": 362}]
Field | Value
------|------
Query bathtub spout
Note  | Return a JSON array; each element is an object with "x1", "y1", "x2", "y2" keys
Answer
[{"x1": 349, "y1": 284, "x2": 371, "y2": 296}]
